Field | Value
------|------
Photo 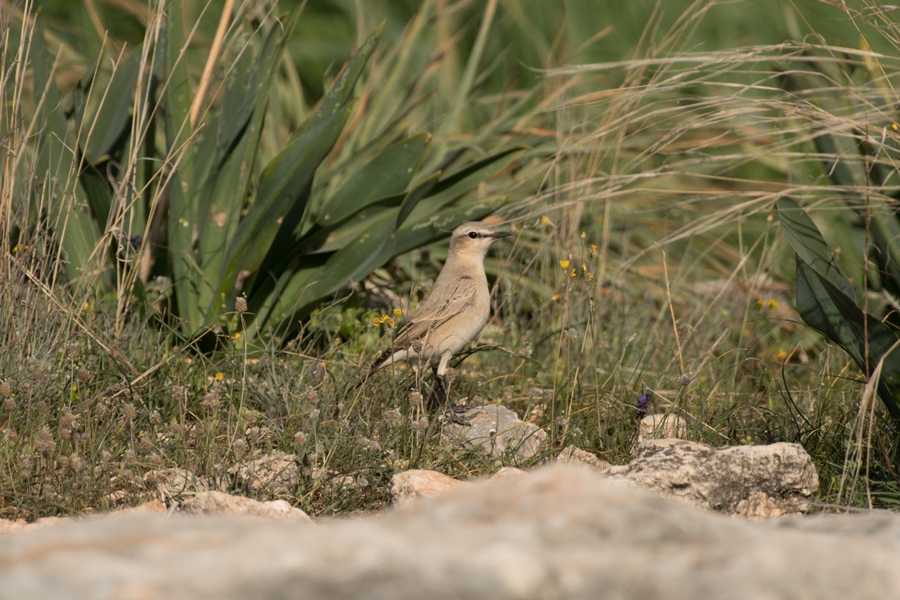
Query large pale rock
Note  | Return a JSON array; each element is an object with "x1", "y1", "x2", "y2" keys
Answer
[
  {"x1": 441, "y1": 404, "x2": 546, "y2": 460},
  {"x1": 391, "y1": 467, "x2": 528, "y2": 505},
  {"x1": 611, "y1": 439, "x2": 818, "y2": 517},
  {"x1": 180, "y1": 491, "x2": 310, "y2": 521},
  {"x1": 391, "y1": 470, "x2": 463, "y2": 506},
  {"x1": 557, "y1": 445, "x2": 612, "y2": 473},
  {"x1": 3, "y1": 465, "x2": 900, "y2": 599},
  {"x1": 227, "y1": 452, "x2": 300, "y2": 495}
]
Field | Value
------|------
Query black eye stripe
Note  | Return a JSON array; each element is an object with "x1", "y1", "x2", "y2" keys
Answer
[{"x1": 468, "y1": 231, "x2": 479, "y2": 239}]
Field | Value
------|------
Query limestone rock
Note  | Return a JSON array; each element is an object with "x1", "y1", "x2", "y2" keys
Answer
[
  {"x1": 4, "y1": 465, "x2": 900, "y2": 599},
  {"x1": 391, "y1": 467, "x2": 527, "y2": 506},
  {"x1": 613, "y1": 439, "x2": 818, "y2": 517},
  {"x1": 0, "y1": 516, "x2": 67, "y2": 534},
  {"x1": 441, "y1": 404, "x2": 546, "y2": 460},
  {"x1": 490, "y1": 467, "x2": 527, "y2": 481},
  {"x1": 180, "y1": 491, "x2": 311, "y2": 521},
  {"x1": 109, "y1": 500, "x2": 169, "y2": 518},
  {"x1": 0, "y1": 501, "x2": 168, "y2": 535},
  {"x1": 391, "y1": 469, "x2": 463, "y2": 506},
  {"x1": 227, "y1": 451, "x2": 300, "y2": 495},
  {"x1": 557, "y1": 445, "x2": 612, "y2": 473}
]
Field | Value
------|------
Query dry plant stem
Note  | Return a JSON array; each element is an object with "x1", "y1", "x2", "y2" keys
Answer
[
  {"x1": 838, "y1": 339, "x2": 900, "y2": 508},
  {"x1": 190, "y1": 0, "x2": 235, "y2": 127},
  {"x1": 662, "y1": 250, "x2": 686, "y2": 376},
  {"x1": 863, "y1": 128, "x2": 871, "y2": 377}
]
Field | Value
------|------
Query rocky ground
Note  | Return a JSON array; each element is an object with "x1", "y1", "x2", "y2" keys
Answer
[{"x1": 0, "y1": 410, "x2": 894, "y2": 599}]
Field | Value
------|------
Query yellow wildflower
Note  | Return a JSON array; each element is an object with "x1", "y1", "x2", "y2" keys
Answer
[{"x1": 559, "y1": 260, "x2": 570, "y2": 270}]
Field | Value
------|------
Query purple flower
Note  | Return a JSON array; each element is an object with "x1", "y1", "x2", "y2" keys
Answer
[{"x1": 635, "y1": 387, "x2": 652, "y2": 419}]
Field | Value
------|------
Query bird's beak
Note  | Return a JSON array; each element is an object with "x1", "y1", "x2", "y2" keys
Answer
[{"x1": 489, "y1": 231, "x2": 511, "y2": 239}]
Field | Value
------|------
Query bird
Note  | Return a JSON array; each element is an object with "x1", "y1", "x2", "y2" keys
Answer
[{"x1": 359, "y1": 221, "x2": 511, "y2": 391}]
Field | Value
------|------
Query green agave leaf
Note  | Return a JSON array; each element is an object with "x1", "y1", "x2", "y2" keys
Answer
[
  {"x1": 195, "y1": 24, "x2": 290, "y2": 317},
  {"x1": 396, "y1": 170, "x2": 439, "y2": 229},
  {"x1": 300, "y1": 212, "x2": 398, "y2": 304},
  {"x1": 248, "y1": 20, "x2": 383, "y2": 283},
  {"x1": 798, "y1": 262, "x2": 900, "y2": 420},
  {"x1": 72, "y1": 47, "x2": 102, "y2": 138},
  {"x1": 303, "y1": 21, "x2": 384, "y2": 136},
  {"x1": 303, "y1": 194, "x2": 404, "y2": 255},
  {"x1": 77, "y1": 162, "x2": 113, "y2": 229},
  {"x1": 394, "y1": 193, "x2": 509, "y2": 255},
  {"x1": 303, "y1": 170, "x2": 442, "y2": 256},
  {"x1": 810, "y1": 126, "x2": 865, "y2": 191},
  {"x1": 867, "y1": 209, "x2": 900, "y2": 301},
  {"x1": 404, "y1": 147, "x2": 525, "y2": 223},
  {"x1": 780, "y1": 198, "x2": 900, "y2": 420},
  {"x1": 74, "y1": 48, "x2": 140, "y2": 230},
  {"x1": 776, "y1": 197, "x2": 855, "y2": 297},
  {"x1": 32, "y1": 23, "x2": 100, "y2": 282},
  {"x1": 794, "y1": 261, "x2": 865, "y2": 370},
  {"x1": 83, "y1": 52, "x2": 141, "y2": 164},
  {"x1": 216, "y1": 102, "x2": 355, "y2": 312},
  {"x1": 243, "y1": 214, "x2": 395, "y2": 343},
  {"x1": 163, "y1": 0, "x2": 204, "y2": 333},
  {"x1": 316, "y1": 133, "x2": 430, "y2": 227}
]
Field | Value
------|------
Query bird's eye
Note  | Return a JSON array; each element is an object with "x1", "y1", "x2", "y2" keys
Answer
[{"x1": 468, "y1": 231, "x2": 479, "y2": 239}]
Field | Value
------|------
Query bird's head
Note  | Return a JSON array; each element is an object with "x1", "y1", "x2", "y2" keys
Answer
[{"x1": 448, "y1": 222, "x2": 511, "y2": 260}]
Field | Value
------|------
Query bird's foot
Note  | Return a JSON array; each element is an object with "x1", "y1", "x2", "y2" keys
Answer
[{"x1": 440, "y1": 402, "x2": 473, "y2": 426}]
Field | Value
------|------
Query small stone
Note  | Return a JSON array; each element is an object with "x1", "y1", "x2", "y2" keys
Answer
[
  {"x1": 181, "y1": 491, "x2": 311, "y2": 521},
  {"x1": 441, "y1": 404, "x2": 546, "y2": 460},
  {"x1": 557, "y1": 445, "x2": 612, "y2": 473},
  {"x1": 391, "y1": 470, "x2": 463, "y2": 507}
]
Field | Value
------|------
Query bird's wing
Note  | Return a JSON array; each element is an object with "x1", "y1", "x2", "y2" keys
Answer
[{"x1": 392, "y1": 275, "x2": 480, "y2": 349}]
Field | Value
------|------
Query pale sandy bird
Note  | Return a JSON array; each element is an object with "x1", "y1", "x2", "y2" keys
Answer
[{"x1": 360, "y1": 221, "x2": 510, "y2": 386}]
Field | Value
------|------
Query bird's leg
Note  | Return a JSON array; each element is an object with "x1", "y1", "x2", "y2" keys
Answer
[
  {"x1": 435, "y1": 353, "x2": 470, "y2": 424},
  {"x1": 429, "y1": 363, "x2": 447, "y2": 407}
]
